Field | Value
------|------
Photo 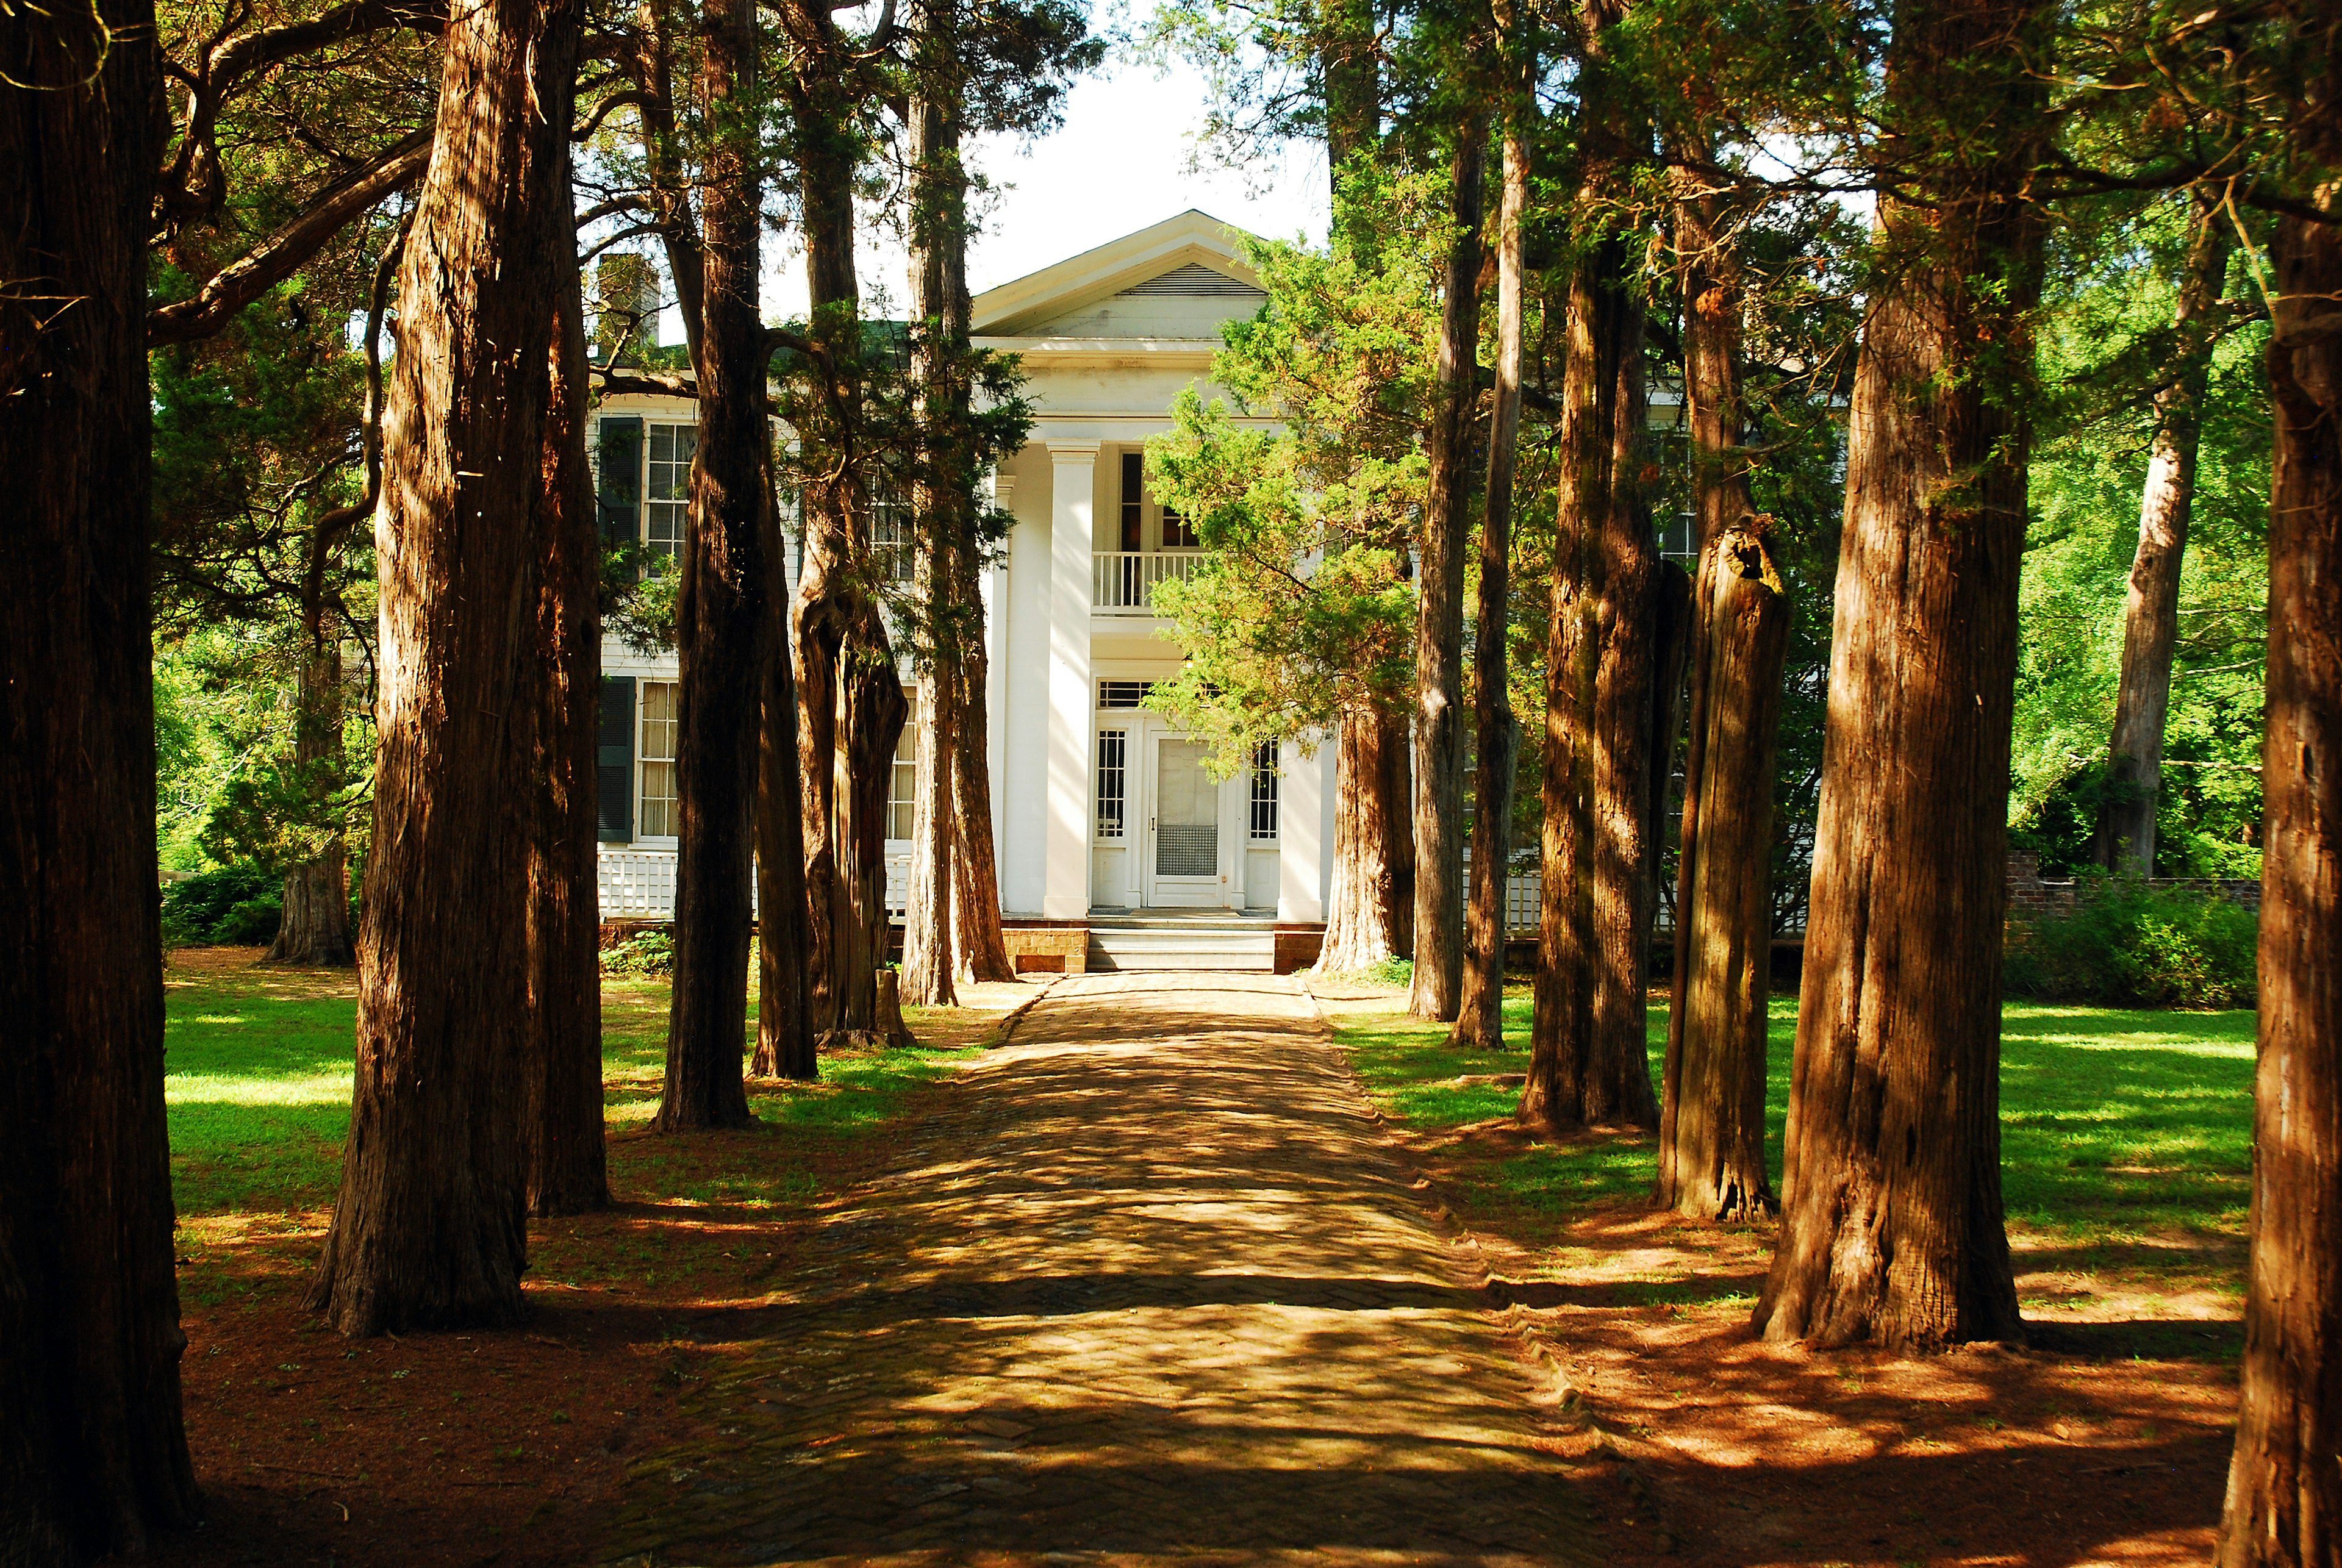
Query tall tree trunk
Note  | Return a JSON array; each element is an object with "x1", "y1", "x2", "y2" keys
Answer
[
  {"x1": 789, "y1": 52, "x2": 906, "y2": 1037},
  {"x1": 1521, "y1": 221, "x2": 1663, "y2": 1131},
  {"x1": 1408, "y1": 118, "x2": 1487, "y2": 1023},
  {"x1": 525, "y1": 200, "x2": 611, "y2": 1215},
  {"x1": 654, "y1": 0, "x2": 764, "y2": 1131},
  {"x1": 270, "y1": 632, "x2": 356, "y2": 967},
  {"x1": 271, "y1": 232, "x2": 401, "y2": 970},
  {"x1": 833, "y1": 640, "x2": 908, "y2": 1033},
  {"x1": 309, "y1": 0, "x2": 583, "y2": 1335},
  {"x1": 951, "y1": 606, "x2": 1017, "y2": 982},
  {"x1": 625, "y1": 0, "x2": 704, "y2": 359},
  {"x1": 1751, "y1": 0, "x2": 2046, "y2": 1352},
  {"x1": 0, "y1": 1, "x2": 204, "y2": 1552},
  {"x1": 792, "y1": 89, "x2": 861, "y2": 1034},
  {"x1": 1455, "y1": 111, "x2": 1528, "y2": 1051},
  {"x1": 2094, "y1": 185, "x2": 2229, "y2": 878},
  {"x1": 1315, "y1": 707, "x2": 1411, "y2": 972},
  {"x1": 901, "y1": 29, "x2": 966, "y2": 1009},
  {"x1": 756, "y1": 456, "x2": 818, "y2": 1079},
  {"x1": 1656, "y1": 168, "x2": 1786, "y2": 1220},
  {"x1": 2215, "y1": 198, "x2": 2342, "y2": 1568},
  {"x1": 1658, "y1": 525, "x2": 1786, "y2": 1219}
]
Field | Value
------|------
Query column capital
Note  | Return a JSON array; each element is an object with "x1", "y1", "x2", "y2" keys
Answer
[{"x1": 1044, "y1": 438, "x2": 1103, "y2": 461}]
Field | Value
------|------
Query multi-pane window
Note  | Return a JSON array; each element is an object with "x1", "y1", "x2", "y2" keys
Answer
[
  {"x1": 887, "y1": 720, "x2": 917, "y2": 840},
  {"x1": 1161, "y1": 501, "x2": 1199, "y2": 548},
  {"x1": 1248, "y1": 740, "x2": 1279, "y2": 841},
  {"x1": 645, "y1": 424, "x2": 696, "y2": 567},
  {"x1": 871, "y1": 490, "x2": 917, "y2": 584},
  {"x1": 1096, "y1": 731, "x2": 1128, "y2": 840},
  {"x1": 639, "y1": 681, "x2": 679, "y2": 837}
]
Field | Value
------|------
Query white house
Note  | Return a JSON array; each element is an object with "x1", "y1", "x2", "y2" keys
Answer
[{"x1": 591, "y1": 211, "x2": 1336, "y2": 971}]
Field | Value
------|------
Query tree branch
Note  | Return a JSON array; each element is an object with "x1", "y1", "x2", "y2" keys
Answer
[{"x1": 148, "y1": 130, "x2": 432, "y2": 346}]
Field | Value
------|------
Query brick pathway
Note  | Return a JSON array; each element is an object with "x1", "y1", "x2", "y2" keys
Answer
[{"x1": 604, "y1": 973, "x2": 1591, "y2": 1567}]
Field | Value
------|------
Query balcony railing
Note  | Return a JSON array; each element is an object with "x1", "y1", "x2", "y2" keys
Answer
[{"x1": 1093, "y1": 551, "x2": 1202, "y2": 614}]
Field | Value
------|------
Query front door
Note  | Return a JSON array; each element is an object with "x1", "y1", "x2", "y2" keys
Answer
[{"x1": 1144, "y1": 737, "x2": 1225, "y2": 908}]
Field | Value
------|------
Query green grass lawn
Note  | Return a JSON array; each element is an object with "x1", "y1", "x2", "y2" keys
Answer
[
  {"x1": 163, "y1": 958, "x2": 990, "y2": 1222},
  {"x1": 1338, "y1": 990, "x2": 2253, "y2": 1291}
]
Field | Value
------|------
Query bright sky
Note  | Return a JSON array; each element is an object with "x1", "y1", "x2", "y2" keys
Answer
[{"x1": 749, "y1": 53, "x2": 1331, "y2": 329}]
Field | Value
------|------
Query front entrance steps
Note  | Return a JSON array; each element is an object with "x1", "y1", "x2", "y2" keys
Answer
[{"x1": 1087, "y1": 911, "x2": 1279, "y2": 973}]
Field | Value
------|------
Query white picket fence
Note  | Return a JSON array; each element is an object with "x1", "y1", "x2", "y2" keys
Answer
[{"x1": 597, "y1": 847, "x2": 908, "y2": 921}]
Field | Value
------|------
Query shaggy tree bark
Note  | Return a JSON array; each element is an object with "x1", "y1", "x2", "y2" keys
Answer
[
  {"x1": 1519, "y1": 0, "x2": 1666, "y2": 1133},
  {"x1": 0, "y1": 1, "x2": 205, "y2": 1552},
  {"x1": 270, "y1": 634, "x2": 357, "y2": 967},
  {"x1": 901, "y1": 30, "x2": 967, "y2": 1009},
  {"x1": 270, "y1": 232, "x2": 404, "y2": 968},
  {"x1": 1656, "y1": 170, "x2": 1785, "y2": 1220},
  {"x1": 2094, "y1": 186, "x2": 2229, "y2": 878},
  {"x1": 787, "y1": 30, "x2": 908, "y2": 1037},
  {"x1": 1409, "y1": 117, "x2": 1488, "y2": 1024},
  {"x1": 1658, "y1": 525, "x2": 1787, "y2": 1220},
  {"x1": 756, "y1": 458, "x2": 819, "y2": 1079},
  {"x1": 653, "y1": 0, "x2": 764, "y2": 1131},
  {"x1": 2216, "y1": 198, "x2": 2342, "y2": 1568},
  {"x1": 1455, "y1": 112, "x2": 1528, "y2": 1051},
  {"x1": 525, "y1": 205, "x2": 611, "y2": 1215},
  {"x1": 1316, "y1": 707, "x2": 1414, "y2": 972},
  {"x1": 309, "y1": 0, "x2": 583, "y2": 1335},
  {"x1": 1521, "y1": 217, "x2": 1664, "y2": 1133},
  {"x1": 951, "y1": 604, "x2": 1017, "y2": 983},
  {"x1": 1752, "y1": 0, "x2": 2046, "y2": 1352}
]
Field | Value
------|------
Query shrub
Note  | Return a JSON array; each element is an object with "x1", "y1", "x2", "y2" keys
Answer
[
  {"x1": 162, "y1": 863, "x2": 282, "y2": 947},
  {"x1": 602, "y1": 929, "x2": 676, "y2": 978},
  {"x1": 2006, "y1": 882, "x2": 2258, "y2": 1009}
]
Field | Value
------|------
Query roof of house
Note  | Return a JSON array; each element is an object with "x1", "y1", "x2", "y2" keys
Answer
[{"x1": 970, "y1": 210, "x2": 1266, "y2": 338}]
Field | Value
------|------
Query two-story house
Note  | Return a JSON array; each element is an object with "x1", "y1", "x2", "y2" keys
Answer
[{"x1": 590, "y1": 211, "x2": 1336, "y2": 971}]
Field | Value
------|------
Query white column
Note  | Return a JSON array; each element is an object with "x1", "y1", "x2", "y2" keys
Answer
[
  {"x1": 1000, "y1": 503, "x2": 1049, "y2": 914},
  {"x1": 1278, "y1": 731, "x2": 1328, "y2": 922},
  {"x1": 985, "y1": 472, "x2": 1014, "y2": 865},
  {"x1": 1044, "y1": 441, "x2": 1100, "y2": 919}
]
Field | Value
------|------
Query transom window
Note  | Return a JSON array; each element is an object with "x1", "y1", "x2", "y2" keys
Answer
[
  {"x1": 639, "y1": 681, "x2": 679, "y2": 837},
  {"x1": 1098, "y1": 680, "x2": 1156, "y2": 709},
  {"x1": 645, "y1": 423, "x2": 695, "y2": 567}
]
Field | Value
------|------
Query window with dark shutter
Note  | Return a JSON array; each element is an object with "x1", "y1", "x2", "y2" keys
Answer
[
  {"x1": 597, "y1": 676, "x2": 636, "y2": 842},
  {"x1": 596, "y1": 417, "x2": 643, "y2": 557},
  {"x1": 1119, "y1": 451, "x2": 1143, "y2": 551}
]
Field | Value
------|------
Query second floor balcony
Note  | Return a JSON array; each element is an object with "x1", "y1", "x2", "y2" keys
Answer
[{"x1": 1094, "y1": 550, "x2": 1202, "y2": 614}]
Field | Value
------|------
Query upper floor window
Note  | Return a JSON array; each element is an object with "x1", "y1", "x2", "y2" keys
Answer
[
  {"x1": 1119, "y1": 453, "x2": 1144, "y2": 552},
  {"x1": 644, "y1": 423, "x2": 695, "y2": 567}
]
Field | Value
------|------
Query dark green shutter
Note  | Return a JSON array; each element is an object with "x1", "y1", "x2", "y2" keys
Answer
[
  {"x1": 597, "y1": 417, "x2": 643, "y2": 554},
  {"x1": 598, "y1": 676, "x2": 635, "y2": 842}
]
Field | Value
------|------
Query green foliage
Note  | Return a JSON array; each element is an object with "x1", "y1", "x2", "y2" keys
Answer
[
  {"x1": 602, "y1": 929, "x2": 679, "y2": 978},
  {"x1": 1144, "y1": 170, "x2": 1444, "y2": 768},
  {"x1": 163, "y1": 864, "x2": 284, "y2": 948},
  {"x1": 2013, "y1": 195, "x2": 2270, "y2": 878},
  {"x1": 2007, "y1": 883, "x2": 2260, "y2": 1009}
]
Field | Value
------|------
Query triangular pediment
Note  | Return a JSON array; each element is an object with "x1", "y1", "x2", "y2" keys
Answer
[{"x1": 972, "y1": 211, "x2": 1268, "y2": 338}]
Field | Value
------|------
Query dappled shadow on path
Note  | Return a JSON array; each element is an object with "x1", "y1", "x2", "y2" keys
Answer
[{"x1": 604, "y1": 974, "x2": 1596, "y2": 1567}]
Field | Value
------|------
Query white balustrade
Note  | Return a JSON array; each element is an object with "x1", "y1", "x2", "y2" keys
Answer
[
  {"x1": 1092, "y1": 551, "x2": 1202, "y2": 613},
  {"x1": 596, "y1": 847, "x2": 909, "y2": 920}
]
